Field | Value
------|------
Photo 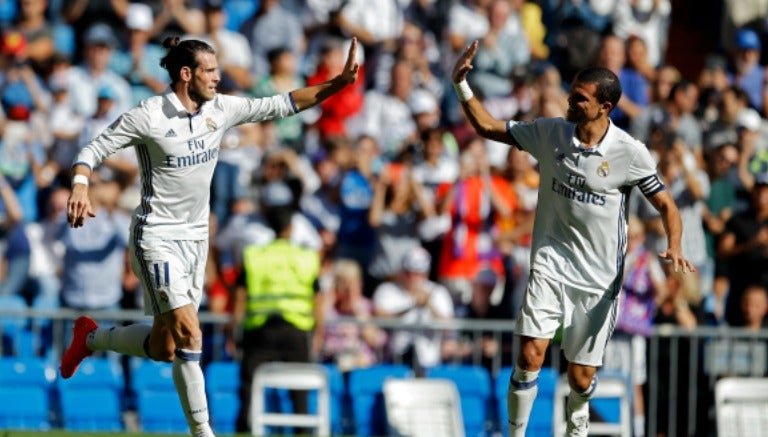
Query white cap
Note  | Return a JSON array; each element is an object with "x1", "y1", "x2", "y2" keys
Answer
[
  {"x1": 126, "y1": 3, "x2": 154, "y2": 31},
  {"x1": 736, "y1": 108, "x2": 763, "y2": 132},
  {"x1": 401, "y1": 247, "x2": 431, "y2": 273},
  {"x1": 408, "y1": 89, "x2": 438, "y2": 115}
]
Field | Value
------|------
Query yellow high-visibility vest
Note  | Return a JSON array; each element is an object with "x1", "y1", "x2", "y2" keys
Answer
[{"x1": 241, "y1": 239, "x2": 319, "y2": 331}]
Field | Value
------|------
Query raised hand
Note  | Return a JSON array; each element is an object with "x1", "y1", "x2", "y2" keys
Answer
[
  {"x1": 339, "y1": 37, "x2": 360, "y2": 85},
  {"x1": 452, "y1": 40, "x2": 479, "y2": 84}
]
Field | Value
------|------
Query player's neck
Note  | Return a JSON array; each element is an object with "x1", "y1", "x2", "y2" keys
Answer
[
  {"x1": 172, "y1": 84, "x2": 203, "y2": 114},
  {"x1": 575, "y1": 119, "x2": 609, "y2": 148}
]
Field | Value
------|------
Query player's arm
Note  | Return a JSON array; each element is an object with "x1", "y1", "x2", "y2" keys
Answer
[
  {"x1": 451, "y1": 40, "x2": 515, "y2": 145},
  {"x1": 67, "y1": 109, "x2": 146, "y2": 228},
  {"x1": 289, "y1": 38, "x2": 360, "y2": 112},
  {"x1": 646, "y1": 189, "x2": 695, "y2": 273}
]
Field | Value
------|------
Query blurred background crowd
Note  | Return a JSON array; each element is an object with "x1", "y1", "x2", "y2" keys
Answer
[{"x1": 1, "y1": 0, "x2": 768, "y2": 400}]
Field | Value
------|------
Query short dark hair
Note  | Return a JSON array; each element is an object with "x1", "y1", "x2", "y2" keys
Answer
[
  {"x1": 574, "y1": 67, "x2": 622, "y2": 110},
  {"x1": 159, "y1": 37, "x2": 215, "y2": 84},
  {"x1": 264, "y1": 206, "x2": 294, "y2": 234}
]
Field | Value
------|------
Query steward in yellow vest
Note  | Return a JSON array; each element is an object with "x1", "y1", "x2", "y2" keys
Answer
[{"x1": 231, "y1": 181, "x2": 322, "y2": 433}]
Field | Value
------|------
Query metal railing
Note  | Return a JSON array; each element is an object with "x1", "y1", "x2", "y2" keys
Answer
[{"x1": 1, "y1": 307, "x2": 766, "y2": 436}]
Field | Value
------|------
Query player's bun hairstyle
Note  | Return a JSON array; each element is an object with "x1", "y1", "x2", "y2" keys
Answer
[
  {"x1": 159, "y1": 37, "x2": 215, "y2": 84},
  {"x1": 574, "y1": 67, "x2": 623, "y2": 111}
]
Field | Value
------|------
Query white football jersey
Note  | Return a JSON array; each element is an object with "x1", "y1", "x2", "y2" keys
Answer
[
  {"x1": 507, "y1": 118, "x2": 664, "y2": 297},
  {"x1": 74, "y1": 90, "x2": 297, "y2": 241}
]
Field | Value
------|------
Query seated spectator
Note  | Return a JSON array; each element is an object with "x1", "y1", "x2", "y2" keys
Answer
[
  {"x1": 367, "y1": 161, "x2": 436, "y2": 293},
  {"x1": 110, "y1": 3, "x2": 168, "y2": 106},
  {"x1": 68, "y1": 23, "x2": 132, "y2": 118},
  {"x1": 373, "y1": 247, "x2": 455, "y2": 373},
  {"x1": 0, "y1": 98, "x2": 46, "y2": 223},
  {"x1": 58, "y1": 167, "x2": 129, "y2": 311},
  {"x1": 0, "y1": 172, "x2": 29, "y2": 297},
  {"x1": 718, "y1": 174, "x2": 768, "y2": 326},
  {"x1": 10, "y1": 0, "x2": 55, "y2": 74},
  {"x1": 315, "y1": 259, "x2": 386, "y2": 372}
]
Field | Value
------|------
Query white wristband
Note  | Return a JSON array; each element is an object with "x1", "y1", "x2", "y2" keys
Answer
[
  {"x1": 72, "y1": 174, "x2": 89, "y2": 187},
  {"x1": 453, "y1": 80, "x2": 474, "y2": 102}
]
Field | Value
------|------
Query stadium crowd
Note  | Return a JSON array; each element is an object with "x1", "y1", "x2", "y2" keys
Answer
[{"x1": 1, "y1": 0, "x2": 768, "y2": 434}]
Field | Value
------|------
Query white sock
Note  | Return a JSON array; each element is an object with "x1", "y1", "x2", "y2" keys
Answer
[
  {"x1": 566, "y1": 376, "x2": 596, "y2": 435},
  {"x1": 87, "y1": 324, "x2": 151, "y2": 358},
  {"x1": 507, "y1": 368, "x2": 539, "y2": 436},
  {"x1": 172, "y1": 349, "x2": 214, "y2": 437},
  {"x1": 634, "y1": 414, "x2": 645, "y2": 437}
]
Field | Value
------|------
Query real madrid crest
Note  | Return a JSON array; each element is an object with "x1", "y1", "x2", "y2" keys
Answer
[
  {"x1": 597, "y1": 161, "x2": 610, "y2": 177},
  {"x1": 206, "y1": 118, "x2": 218, "y2": 132}
]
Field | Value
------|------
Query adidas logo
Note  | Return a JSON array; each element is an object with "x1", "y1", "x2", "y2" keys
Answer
[{"x1": 165, "y1": 129, "x2": 177, "y2": 138}]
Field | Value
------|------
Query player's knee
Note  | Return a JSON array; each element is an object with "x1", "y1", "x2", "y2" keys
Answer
[
  {"x1": 518, "y1": 345, "x2": 546, "y2": 370},
  {"x1": 568, "y1": 367, "x2": 596, "y2": 393},
  {"x1": 149, "y1": 342, "x2": 175, "y2": 362}
]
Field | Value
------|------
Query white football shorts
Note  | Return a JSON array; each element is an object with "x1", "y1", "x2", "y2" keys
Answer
[
  {"x1": 130, "y1": 239, "x2": 207, "y2": 316},
  {"x1": 515, "y1": 270, "x2": 619, "y2": 366}
]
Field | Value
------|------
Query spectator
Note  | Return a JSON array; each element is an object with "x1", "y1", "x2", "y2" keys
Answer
[
  {"x1": 61, "y1": 0, "x2": 126, "y2": 63},
  {"x1": 612, "y1": 0, "x2": 672, "y2": 69},
  {"x1": 334, "y1": 135, "x2": 379, "y2": 293},
  {"x1": 718, "y1": 173, "x2": 768, "y2": 326},
  {"x1": 10, "y1": 0, "x2": 55, "y2": 73},
  {"x1": 252, "y1": 47, "x2": 306, "y2": 151},
  {"x1": 603, "y1": 214, "x2": 668, "y2": 437},
  {"x1": 68, "y1": 23, "x2": 132, "y2": 117},
  {"x1": 194, "y1": 0, "x2": 253, "y2": 91},
  {"x1": 25, "y1": 186, "x2": 68, "y2": 301},
  {"x1": 331, "y1": 0, "x2": 405, "y2": 91},
  {"x1": 0, "y1": 98, "x2": 46, "y2": 223},
  {"x1": 44, "y1": 72, "x2": 85, "y2": 185},
  {"x1": 1, "y1": 31, "x2": 49, "y2": 116},
  {"x1": 372, "y1": 247, "x2": 455, "y2": 373},
  {"x1": 367, "y1": 161, "x2": 436, "y2": 292},
  {"x1": 596, "y1": 33, "x2": 650, "y2": 130},
  {"x1": 436, "y1": 140, "x2": 515, "y2": 312},
  {"x1": 111, "y1": 3, "x2": 168, "y2": 106},
  {"x1": 347, "y1": 58, "x2": 419, "y2": 159},
  {"x1": 742, "y1": 284, "x2": 768, "y2": 330},
  {"x1": 230, "y1": 180, "x2": 322, "y2": 433},
  {"x1": 146, "y1": 0, "x2": 205, "y2": 43},
  {"x1": 58, "y1": 167, "x2": 129, "y2": 311},
  {"x1": 701, "y1": 143, "x2": 737, "y2": 324},
  {"x1": 305, "y1": 37, "x2": 365, "y2": 141},
  {"x1": 315, "y1": 258, "x2": 386, "y2": 372},
  {"x1": 726, "y1": 28, "x2": 766, "y2": 114},
  {"x1": 240, "y1": 0, "x2": 305, "y2": 80},
  {"x1": 469, "y1": 0, "x2": 531, "y2": 98},
  {"x1": 0, "y1": 172, "x2": 29, "y2": 297},
  {"x1": 461, "y1": 266, "x2": 515, "y2": 371}
]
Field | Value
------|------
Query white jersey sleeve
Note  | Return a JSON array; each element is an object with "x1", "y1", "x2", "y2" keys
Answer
[
  {"x1": 74, "y1": 108, "x2": 149, "y2": 170},
  {"x1": 625, "y1": 141, "x2": 665, "y2": 197},
  {"x1": 506, "y1": 118, "x2": 562, "y2": 162},
  {"x1": 218, "y1": 93, "x2": 297, "y2": 128}
]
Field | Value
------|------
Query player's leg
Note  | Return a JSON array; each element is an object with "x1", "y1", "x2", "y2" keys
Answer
[
  {"x1": 562, "y1": 288, "x2": 619, "y2": 436},
  {"x1": 565, "y1": 363, "x2": 598, "y2": 437},
  {"x1": 60, "y1": 242, "x2": 157, "y2": 378},
  {"x1": 160, "y1": 303, "x2": 214, "y2": 437},
  {"x1": 508, "y1": 271, "x2": 563, "y2": 436}
]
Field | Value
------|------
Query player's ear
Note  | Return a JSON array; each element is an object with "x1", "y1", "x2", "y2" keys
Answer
[{"x1": 180, "y1": 66, "x2": 192, "y2": 83}]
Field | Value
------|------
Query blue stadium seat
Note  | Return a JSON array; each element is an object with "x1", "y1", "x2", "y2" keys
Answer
[
  {"x1": 224, "y1": 0, "x2": 258, "y2": 32},
  {"x1": 307, "y1": 363, "x2": 346, "y2": 435},
  {"x1": 0, "y1": 356, "x2": 51, "y2": 388},
  {"x1": 348, "y1": 364, "x2": 411, "y2": 436},
  {"x1": 59, "y1": 387, "x2": 124, "y2": 431},
  {"x1": 205, "y1": 361, "x2": 240, "y2": 434},
  {"x1": 133, "y1": 361, "x2": 188, "y2": 433},
  {"x1": 495, "y1": 366, "x2": 559, "y2": 437},
  {"x1": 0, "y1": 386, "x2": 51, "y2": 430},
  {"x1": 427, "y1": 364, "x2": 492, "y2": 437},
  {"x1": 0, "y1": 294, "x2": 29, "y2": 356},
  {"x1": 57, "y1": 358, "x2": 125, "y2": 431}
]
